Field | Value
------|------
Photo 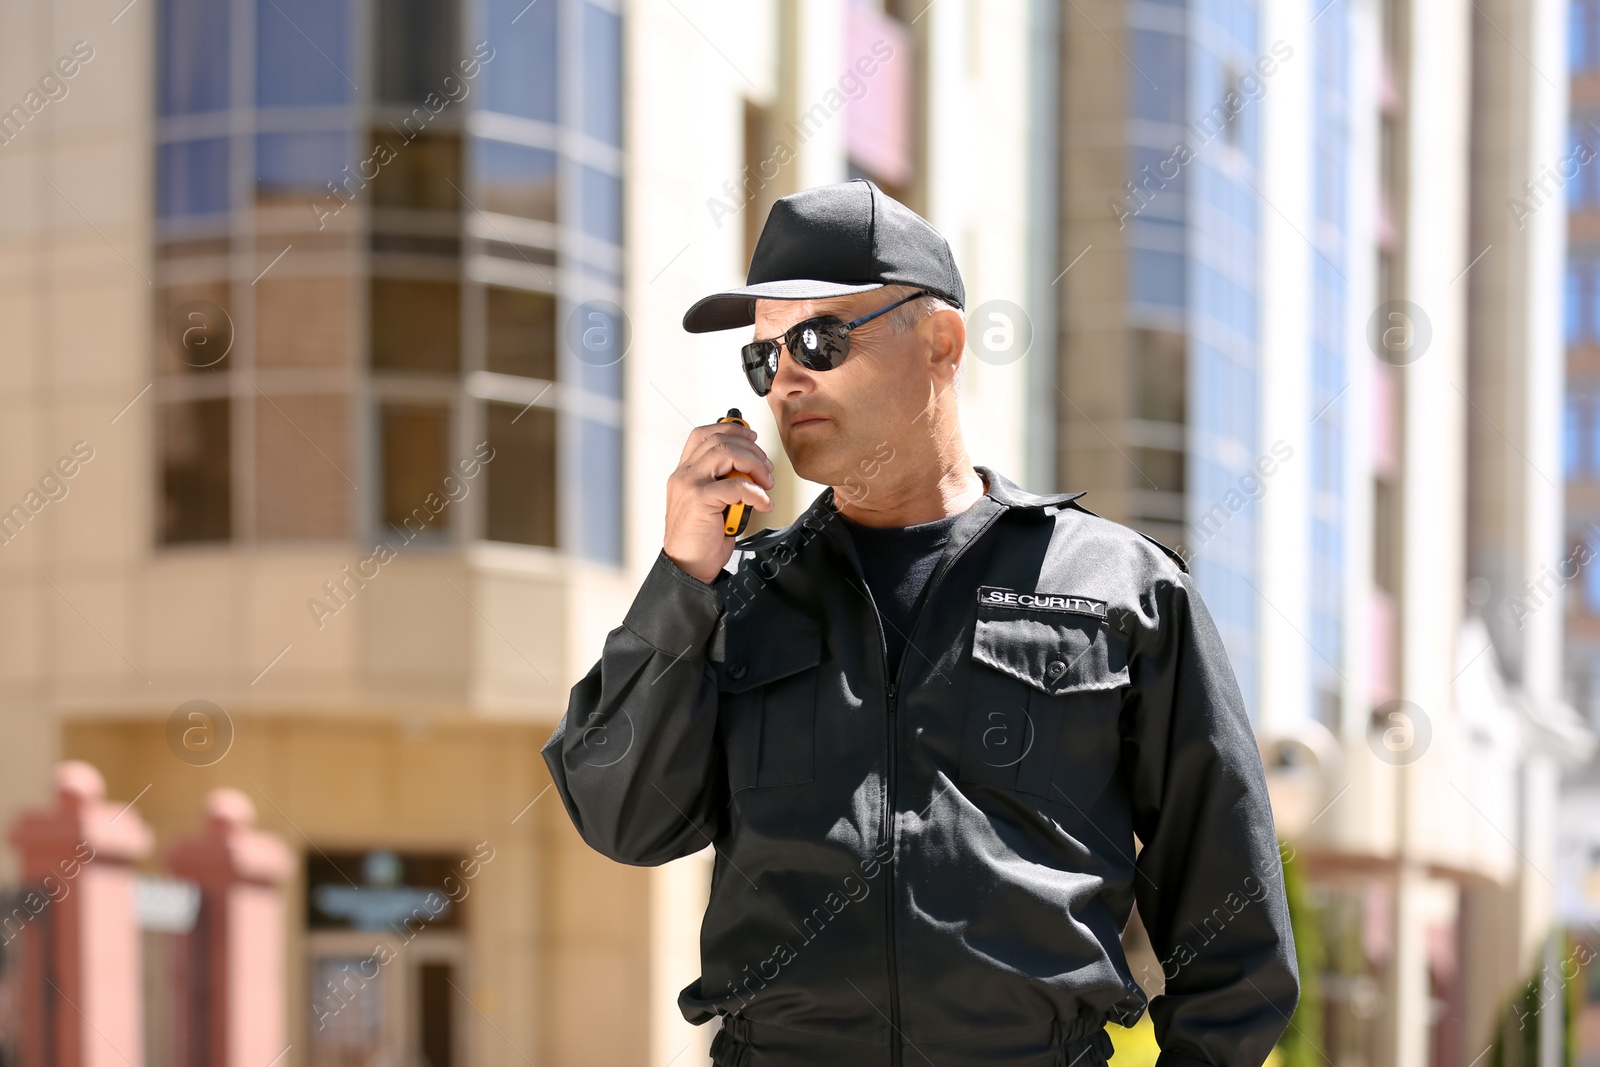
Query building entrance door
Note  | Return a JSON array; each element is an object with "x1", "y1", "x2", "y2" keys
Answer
[{"x1": 306, "y1": 929, "x2": 469, "y2": 1067}]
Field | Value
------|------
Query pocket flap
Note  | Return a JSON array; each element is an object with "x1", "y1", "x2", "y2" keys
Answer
[
  {"x1": 971, "y1": 615, "x2": 1129, "y2": 695},
  {"x1": 715, "y1": 621, "x2": 823, "y2": 693}
]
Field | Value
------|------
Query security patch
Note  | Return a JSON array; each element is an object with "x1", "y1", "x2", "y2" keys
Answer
[{"x1": 976, "y1": 585, "x2": 1108, "y2": 619}]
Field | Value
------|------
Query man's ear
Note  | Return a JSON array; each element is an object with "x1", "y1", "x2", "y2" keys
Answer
[{"x1": 924, "y1": 307, "x2": 966, "y2": 383}]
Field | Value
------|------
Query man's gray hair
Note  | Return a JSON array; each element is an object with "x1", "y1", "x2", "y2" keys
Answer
[{"x1": 878, "y1": 283, "x2": 966, "y2": 391}]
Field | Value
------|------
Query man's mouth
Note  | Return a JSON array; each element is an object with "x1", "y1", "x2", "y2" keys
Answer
[{"x1": 789, "y1": 413, "x2": 829, "y2": 429}]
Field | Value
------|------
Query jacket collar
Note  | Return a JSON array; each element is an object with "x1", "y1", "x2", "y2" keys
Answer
[
  {"x1": 794, "y1": 464, "x2": 1083, "y2": 525},
  {"x1": 795, "y1": 466, "x2": 1083, "y2": 612},
  {"x1": 721, "y1": 466, "x2": 1086, "y2": 622},
  {"x1": 728, "y1": 465, "x2": 1085, "y2": 559},
  {"x1": 971, "y1": 465, "x2": 1086, "y2": 511}
]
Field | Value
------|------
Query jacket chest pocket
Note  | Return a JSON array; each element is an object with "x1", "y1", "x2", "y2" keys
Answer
[
  {"x1": 957, "y1": 611, "x2": 1130, "y2": 804},
  {"x1": 715, "y1": 621, "x2": 822, "y2": 792}
]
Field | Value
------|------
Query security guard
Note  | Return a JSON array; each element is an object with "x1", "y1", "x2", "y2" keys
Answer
[{"x1": 542, "y1": 179, "x2": 1299, "y2": 1067}]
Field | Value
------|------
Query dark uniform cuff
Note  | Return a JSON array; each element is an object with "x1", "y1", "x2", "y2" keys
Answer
[{"x1": 621, "y1": 548, "x2": 726, "y2": 656}]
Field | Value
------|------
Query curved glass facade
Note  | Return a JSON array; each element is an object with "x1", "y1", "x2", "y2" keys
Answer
[{"x1": 155, "y1": 0, "x2": 624, "y2": 564}]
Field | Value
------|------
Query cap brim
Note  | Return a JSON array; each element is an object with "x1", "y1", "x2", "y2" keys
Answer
[{"x1": 681, "y1": 279, "x2": 885, "y2": 334}]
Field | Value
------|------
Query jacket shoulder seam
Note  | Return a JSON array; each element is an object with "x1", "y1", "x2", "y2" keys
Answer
[{"x1": 1061, "y1": 499, "x2": 1190, "y2": 574}]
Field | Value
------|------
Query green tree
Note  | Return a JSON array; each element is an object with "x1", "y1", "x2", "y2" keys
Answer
[
  {"x1": 1488, "y1": 928, "x2": 1580, "y2": 1067},
  {"x1": 1273, "y1": 841, "x2": 1325, "y2": 1067}
]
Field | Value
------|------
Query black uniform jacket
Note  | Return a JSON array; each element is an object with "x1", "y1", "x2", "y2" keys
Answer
[{"x1": 542, "y1": 466, "x2": 1299, "y2": 1067}]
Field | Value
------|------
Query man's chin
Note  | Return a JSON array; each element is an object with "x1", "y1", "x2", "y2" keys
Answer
[{"x1": 787, "y1": 436, "x2": 870, "y2": 490}]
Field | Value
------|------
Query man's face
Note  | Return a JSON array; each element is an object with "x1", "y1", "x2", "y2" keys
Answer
[{"x1": 752, "y1": 290, "x2": 945, "y2": 487}]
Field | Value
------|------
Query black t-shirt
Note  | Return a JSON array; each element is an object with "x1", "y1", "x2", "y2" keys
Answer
[{"x1": 838, "y1": 508, "x2": 965, "y2": 682}]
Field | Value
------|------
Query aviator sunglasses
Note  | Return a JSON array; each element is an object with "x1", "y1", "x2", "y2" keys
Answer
[{"x1": 740, "y1": 289, "x2": 931, "y2": 397}]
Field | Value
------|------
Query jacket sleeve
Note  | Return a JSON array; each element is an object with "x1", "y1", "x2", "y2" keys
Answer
[
  {"x1": 1123, "y1": 567, "x2": 1301, "y2": 1067},
  {"x1": 540, "y1": 548, "x2": 728, "y2": 866}
]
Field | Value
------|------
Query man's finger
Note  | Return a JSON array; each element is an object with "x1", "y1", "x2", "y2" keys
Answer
[
  {"x1": 678, "y1": 420, "x2": 756, "y2": 464},
  {"x1": 698, "y1": 475, "x2": 774, "y2": 513},
  {"x1": 686, "y1": 436, "x2": 773, "y2": 486}
]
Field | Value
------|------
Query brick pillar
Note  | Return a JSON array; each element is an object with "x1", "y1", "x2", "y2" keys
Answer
[
  {"x1": 6, "y1": 760, "x2": 153, "y2": 1067},
  {"x1": 166, "y1": 788, "x2": 294, "y2": 1067}
]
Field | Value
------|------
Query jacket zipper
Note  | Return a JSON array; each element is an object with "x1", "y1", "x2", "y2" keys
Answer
[
  {"x1": 853, "y1": 505, "x2": 1005, "y2": 1067},
  {"x1": 883, "y1": 677, "x2": 899, "y2": 1067}
]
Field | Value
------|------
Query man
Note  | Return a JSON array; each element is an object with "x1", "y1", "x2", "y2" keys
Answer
[{"x1": 542, "y1": 178, "x2": 1299, "y2": 1067}]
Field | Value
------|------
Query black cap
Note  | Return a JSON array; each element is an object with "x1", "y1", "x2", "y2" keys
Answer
[{"x1": 681, "y1": 178, "x2": 965, "y2": 334}]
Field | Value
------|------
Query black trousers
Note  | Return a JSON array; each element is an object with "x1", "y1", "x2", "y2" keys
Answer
[{"x1": 708, "y1": 1013, "x2": 1117, "y2": 1067}]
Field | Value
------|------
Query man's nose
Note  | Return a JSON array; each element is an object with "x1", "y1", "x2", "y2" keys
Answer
[{"x1": 768, "y1": 341, "x2": 816, "y2": 395}]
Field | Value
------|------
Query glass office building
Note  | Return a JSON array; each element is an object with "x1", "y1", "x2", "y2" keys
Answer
[
  {"x1": 1118, "y1": 0, "x2": 1264, "y2": 719},
  {"x1": 1309, "y1": 7, "x2": 1349, "y2": 732},
  {"x1": 155, "y1": 0, "x2": 624, "y2": 563},
  {"x1": 1568, "y1": 0, "x2": 1600, "y2": 713}
]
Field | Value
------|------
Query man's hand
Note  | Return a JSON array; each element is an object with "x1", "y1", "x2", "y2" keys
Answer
[{"x1": 664, "y1": 420, "x2": 776, "y2": 584}]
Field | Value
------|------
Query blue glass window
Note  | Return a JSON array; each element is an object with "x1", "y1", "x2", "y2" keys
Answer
[
  {"x1": 159, "y1": 138, "x2": 231, "y2": 217},
  {"x1": 472, "y1": 140, "x2": 558, "y2": 220},
  {"x1": 257, "y1": 132, "x2": 351, "y2": 193},
  {"x1": 159, "y1": 0, "x2": 230, "y2": 115},
  {"x1": 1574, "y1": 0, "x2": 1600, "y2": 74},
  {"x1": 1570, "y1": 129, "x2": 1586, "y2": 212},
  {"x1": 575, "y1": 418, "x2": 622, "y2": 563},
  {"x1": 1586, "y1": 261, "x2": 1597, "y2": 344},
  {"x1": 1566, "y1": 258, "x2": 1600, "y2": 345},
  {"x1": 484, "y1": 0, "x2": 558, "y2": 122},
  {"x1": 1129, "y1": 147, "x2": 1188, "y2": 221},
  {"x1": 574, "y1": 343, "x2": 623, "y2": 399},
  {"x1": 566, "y1": 300, "x2": 625, "y2": 398},
  {"x1": 1237, "y1": 8, "x2": 1259, "y2": 58},
  {"x1": 1576, "y1": 4, "x2": 1587, "y2": 72},
  {"x1": 1131, "y1": 248, "x2": 1185, "y2": 307},
  {"x1": 1585, "y1": 259, "x2": 1600, "y2": 343},
  {"x1": 580, "y1": 165, "x2": 622, "y2": 245},
  {"x1": 257, "y1": 0, "x2": 353, "y2": 106},
  {"x1": 1568, "y1": 396, "x2": 1586, "y2": 477},
  {"x1": 1589, "y1": 399, "x2": 1600, "y2": 475},
  {"x1": 1130, "y1": 30, "x2": 1185, "y2": 126},
  {"x1": 581, "y1": 4, "x2": 622, "y2": 146},
  {"x1": 1587, "y1": 531, "x2": 1600, "y2": 611},
  {"x1": 1574, "y1": 120, "x2": 1600, "y2": 209},
  {"x1": 1570, "y1": 262, "x2": 1585, "y2": 344}
]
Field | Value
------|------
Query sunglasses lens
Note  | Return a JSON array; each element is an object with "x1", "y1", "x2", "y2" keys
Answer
[
  {"x1": 740, "y1": 318, "x2": 852, "y2": 396},
  {"x1": 741, "y1": 341, "x2": 780, "y2": 396},
  {"x1": 789, "y1": 319, "x2": 850, "y2": 371}
]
